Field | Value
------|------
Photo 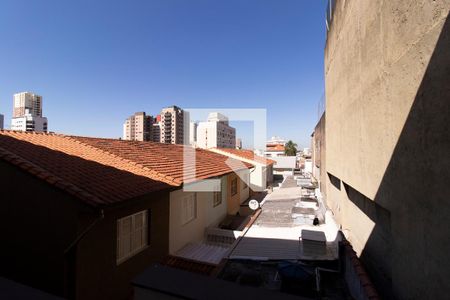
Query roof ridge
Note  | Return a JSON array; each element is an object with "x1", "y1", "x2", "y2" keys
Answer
[
  {"x1": 64, "y1": 136, "x2": 182, "y2": 186},
  {"x1": 0, "y1": 145, "x2": 105, "y2": 207}
]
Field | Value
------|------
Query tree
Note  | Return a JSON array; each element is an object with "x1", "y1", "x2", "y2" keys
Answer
[{"x1": 284, "y1": 140, "x2": 298, "y2": 156}]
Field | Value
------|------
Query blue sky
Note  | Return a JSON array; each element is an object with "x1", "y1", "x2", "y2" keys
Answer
[{"x1": 0, "y1": 0, "x2": 327, "y2": 148}]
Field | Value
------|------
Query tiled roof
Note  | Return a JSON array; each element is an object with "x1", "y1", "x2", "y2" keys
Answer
[
  {"x1": 210, "y1": 148, "x2": 275, "y2": 166},
  {"x1": 70, "y1": 137, "x2": 253, "y2": 184},
  {"x1": 0, "y1": 131, "x2": 251, "y2": 207},
  {"x1": 266, "y1": 144, "x2": 285, "y2": 151}
]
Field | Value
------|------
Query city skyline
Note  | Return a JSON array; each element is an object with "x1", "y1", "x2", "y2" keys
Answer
[{"x1": 0, "y1": 0, "x2": 327, "y2": 148}]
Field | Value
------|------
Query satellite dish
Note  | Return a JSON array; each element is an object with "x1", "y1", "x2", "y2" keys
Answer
[{"x1": 249, "y1": 199, "x2": 259, "y2": 210}]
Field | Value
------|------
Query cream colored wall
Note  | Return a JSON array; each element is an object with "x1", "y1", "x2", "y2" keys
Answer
[
  {"x1": 168, "y1": 176, "x2": 228, "y2": 254},
  {"x1": 238, "y1": 169, "x2": 250, "y2": 204}
]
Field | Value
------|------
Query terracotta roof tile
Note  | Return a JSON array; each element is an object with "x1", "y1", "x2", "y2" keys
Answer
[
  {"x1": 210, "y1": 148, "x2": 275, "y2": 166},
  {"x1": 266, "y1": 144, "x2": 285, "y2": 151},
  {"x1": 0, "y1": 131, "x2": 251, "y2": 207}
]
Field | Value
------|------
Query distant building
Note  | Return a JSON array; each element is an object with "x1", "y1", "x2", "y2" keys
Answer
[
  {"x1": 160, "y1": 106, "x2": 184, "y2": 144},
  {"x1": 264, "y1": 137, "x2": 286, "y2": 157},
  {"x1": 0, "y1": 114, "x2": 3, "y2": 130},
  {"x1": 236, "y1": 138, "x2": 242, "y2": 149},
  {"x1": 196, "y1": 113, "x2": 236, "y2": 149},
  {"x1": 151, "y1": 122, "x2": 161, "y2": 142},
  {"x1": 123, "y1": 112, "x2": 153, "y2": 141},
  {"x1": 11, "y1": 92, "x2": 48, "y2": 132},
  {"x1": 189, "y1": 121, "x2": 197, "y2": 146},
  {"x1": 13, "y1": 92, "x2": 42, "y2": 118},
  {"x1": 265, "y1": 136, "x2": 286, "y2": 156}
]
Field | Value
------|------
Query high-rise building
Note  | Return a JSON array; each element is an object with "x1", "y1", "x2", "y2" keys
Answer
[
  {"x1": 0, "y1": 114, "x2": 4, "y2": 130},
  {"x1": 160, "y1": 106, "x2": 184, "y2": 144},
  {"x1": 13, "y1": 92, "x2": 42, "y2": 118},
  {"x1": 11, "y1": 92, "x2": 48, "y2": 132},
  {"x1": 196, "y1": 112, "x2": 236, "y2": 149},
  {"x1": 151, "y1": 122, "x2": 161, "y2": 142},
  {"x1": 123, "y1": 112, "x2": 153, "y2": 141}
]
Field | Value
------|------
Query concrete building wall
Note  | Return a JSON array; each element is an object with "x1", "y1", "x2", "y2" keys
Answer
[
  {"x1": 312, "y1": 112, "x2": 326, "y2": 197},
  {"x1": 325, "y1": 1, "x2": 450, "y2": 299},
  {"x1": 168, "y1": 177, "x2": 228, "y2": 254}
]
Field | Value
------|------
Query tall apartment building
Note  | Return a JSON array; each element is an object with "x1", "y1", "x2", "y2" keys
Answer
[
  {"x1": 0, "y1": 114, "x2": 3, "y2": 130},
  {"x1": 197, "y1": 112, "x2": 236, "y2": 149},
  {"x1": 122, "y1": 112, "x2": 153, "y2": 141},
  {"x1": 151, "y1": 123, "x2": 161, "y2": 143},
  {"x1": 160, "y1": 106, "x2": 184, "y2": 144},
  {"x1": 323, "y1": 1, "x2": 449, "y2": 299},
  {"x1": 11, "y1": 92, "x2": 48, "y2": 132},
  {"x1": 13, "y1": 92, "x2": 42, "y2": 117}
]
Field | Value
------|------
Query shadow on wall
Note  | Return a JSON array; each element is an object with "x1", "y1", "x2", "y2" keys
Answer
[{"x1": 344, "y1": 12, "x2": 450, "y2": 300}]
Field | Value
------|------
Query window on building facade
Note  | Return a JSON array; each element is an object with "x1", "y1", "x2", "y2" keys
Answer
[
  {"x1": 231, "y1": 178, "x2": 238, "y2": 196},
  {"x1": 182, "y1": 193, "x2": 197, "y2": 224},
  {"x1": 116, "y1": 210, "x2": 148, "y2": 264},
  {"x1": 213, "y1": 191, "x2": 222, "y2": 207}
]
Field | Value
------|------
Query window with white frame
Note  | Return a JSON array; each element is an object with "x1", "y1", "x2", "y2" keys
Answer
[
  {"x1": 116, "y1": 210, "x2": 148, "y2": 264},
  {"x1": 181, "y1": 193, "x2": 197, "y2": 225}
]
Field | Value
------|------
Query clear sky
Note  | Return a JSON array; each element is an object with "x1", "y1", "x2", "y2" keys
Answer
[{"x1": 0, "y1": 0, "x2": 327, "y2": 148}]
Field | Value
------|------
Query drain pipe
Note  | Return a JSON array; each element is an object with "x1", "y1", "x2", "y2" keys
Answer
[{"x1": 64, "y1": 209, "x2": 104, "y2": 254}]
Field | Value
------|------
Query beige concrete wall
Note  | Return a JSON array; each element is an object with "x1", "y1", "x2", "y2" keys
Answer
[
  {"x1": 168, "y1": 177, "x2": 227, "y2": 254},
  {"x1": 325, "y1": 1, "x2": 450, "y2": 299}
]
